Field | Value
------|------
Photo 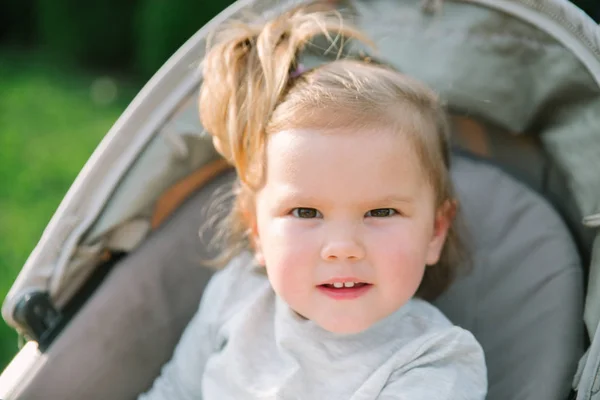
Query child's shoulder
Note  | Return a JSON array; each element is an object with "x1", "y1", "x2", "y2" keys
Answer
[
  {"x1": 400, "y1": 298, "x2": 484, "y2": 364},
  {"x1": 397, "y1": 298, "x2": 482, "y2": 356},
  {"x1": 201, "y1": 252, "x2": 270, "y2": 321},
  {"x1": 402, "y1": 298, "x2": 454, "y2": 332},
  {"x1": 385, "y1": 301, "x2": 488, "y2": 398}
]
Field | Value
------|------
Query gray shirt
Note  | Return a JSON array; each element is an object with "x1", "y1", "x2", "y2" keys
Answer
[{"x1": 140, "y1": 253, "x2": 487, "y2": 399}]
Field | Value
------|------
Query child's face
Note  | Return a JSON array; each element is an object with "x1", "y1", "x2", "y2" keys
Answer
[{"x1": 252, "y1": 128, "x2": 451, "y2": 334}]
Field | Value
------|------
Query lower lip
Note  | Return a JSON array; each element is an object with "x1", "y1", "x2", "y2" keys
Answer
[{"x1": 317, "y1": 284, "x2": 372, "y2": 300}]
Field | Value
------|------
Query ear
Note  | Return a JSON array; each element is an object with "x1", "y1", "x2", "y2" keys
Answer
[
  {"x1": 246, "y1": 210, "x2": 266, "y2": 267},
  {"x1": 425, "y1": 200, "x2": 456, "y2": 266}
]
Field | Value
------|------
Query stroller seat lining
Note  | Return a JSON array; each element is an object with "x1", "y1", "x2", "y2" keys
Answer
[
  {"x1": 437, "y1": 156, "x2": 584, "y2": 400},
  {"x1": 451, "y1": 116, "x2": 595, "y2": 259},
  {"x1": 14, "y1": 170, "x2": 235, "y2": 400},
  {"x1": 14, "y1": 154, "x2": 583, "y2": 400}
]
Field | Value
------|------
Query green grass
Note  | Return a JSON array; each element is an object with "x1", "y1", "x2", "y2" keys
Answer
[{"x1": 0, "y1": 52, "x2": 137, "y2": 370}]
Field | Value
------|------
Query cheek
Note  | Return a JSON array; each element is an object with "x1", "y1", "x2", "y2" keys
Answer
[
  {"x1": 257, "y1": 217, "x2": 314, "y2": 258},
  {"x1": 368, "y1": 222, "x2": 430, "y2": 283},
  {"x1": 255, "y1": 217, "x2": 318, "y2": 290}
]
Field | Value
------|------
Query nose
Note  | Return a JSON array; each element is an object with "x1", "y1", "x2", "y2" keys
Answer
[{"x1": 320, "y1": 227, "x2": 366, "y2": 262}]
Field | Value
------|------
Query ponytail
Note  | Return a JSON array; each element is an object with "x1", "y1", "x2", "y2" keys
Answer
[{"x1": 199, "y1": 3, "x2": 368, "y2": 187}]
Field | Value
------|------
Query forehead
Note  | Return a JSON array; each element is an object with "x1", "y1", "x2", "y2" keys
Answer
[{"x1": 262, "y1": 128, "x2": 430, "y2": 202}]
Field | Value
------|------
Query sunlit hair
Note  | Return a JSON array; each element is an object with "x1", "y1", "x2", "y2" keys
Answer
[{"x1": 199, "y1": 3, "x2": 465, "y2": 301}]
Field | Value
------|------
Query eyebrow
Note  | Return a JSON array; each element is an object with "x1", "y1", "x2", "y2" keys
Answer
[
  {"x1": 273, "y1": 191, "x2": 322, "y2": 205},
  {"x1": 372, "y1": 195, "x2": 415, "y2": 205},
  {"x1": 274, "y1": 191, "x2": 415, "y2": 207}
]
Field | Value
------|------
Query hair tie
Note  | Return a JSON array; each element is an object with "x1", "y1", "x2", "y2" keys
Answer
[{"x1": 289, "y1": 63, "x2": 307, "y2": 78}]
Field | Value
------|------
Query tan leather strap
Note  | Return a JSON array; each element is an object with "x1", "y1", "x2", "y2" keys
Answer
[
  {"x1": 151, "y1": 158, "x2": 232, "y2": 229},
  {"x1": 452, "y1": 116, "x2": 492, "y2": 157}
]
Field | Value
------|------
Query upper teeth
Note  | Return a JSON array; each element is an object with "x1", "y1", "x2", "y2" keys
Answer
[{"x1": 333, "y1": 282, "x2": 356, "y2": 288}]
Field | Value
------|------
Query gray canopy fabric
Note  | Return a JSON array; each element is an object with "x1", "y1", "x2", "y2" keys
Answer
[{"x1": 12, "y1": 155, "x2": 583, "y2": 400}]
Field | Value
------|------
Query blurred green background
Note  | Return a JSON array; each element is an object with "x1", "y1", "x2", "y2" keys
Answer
[
  {"x1": 1, "y1": 0, "x2": 599, "y2": 376},
  {"x1": 0, "y1": 0, "x2": 234, "y2": 371}
]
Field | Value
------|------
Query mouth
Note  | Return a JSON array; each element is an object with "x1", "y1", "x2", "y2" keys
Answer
[
  {"x1": 320, "y1": 282, "x2": 370, "y2": 289},
  {"x1": 317, "y1": 281, "x2": 373, "y2": 300}
]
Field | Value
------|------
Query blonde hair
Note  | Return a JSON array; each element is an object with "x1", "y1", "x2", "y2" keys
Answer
[{"x1": 200, "y1": 3, "x2": 465, "y2": 301}]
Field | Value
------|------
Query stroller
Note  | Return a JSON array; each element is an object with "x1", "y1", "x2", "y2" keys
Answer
[{"x1": 1, "y1": 0, "x2": 599, "y2": 399}]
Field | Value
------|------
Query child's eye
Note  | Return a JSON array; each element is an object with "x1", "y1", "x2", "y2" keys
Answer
[
  {"x1": 291, "y1": 208, "x2": 322, "y2": 218},
  {"x1": 365, "y1": 208, "x2": 398, "y2": 218}
]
